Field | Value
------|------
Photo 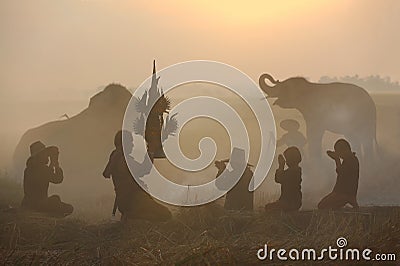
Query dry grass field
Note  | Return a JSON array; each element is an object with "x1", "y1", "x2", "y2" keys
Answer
[
  {"x1": 0, "y1": 176, "x2": 399, "y2": 265},
  {"x1": 0, "y1": 205, "x2": 399, "y2": 265}
]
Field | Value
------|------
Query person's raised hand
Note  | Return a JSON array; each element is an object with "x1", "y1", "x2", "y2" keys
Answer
[
  {"x1": 327, "y1": 150, "x2": 338, "y2": 160},
  {"x1": 278, "y1": 154, "x2": 285, "y2": 168}
]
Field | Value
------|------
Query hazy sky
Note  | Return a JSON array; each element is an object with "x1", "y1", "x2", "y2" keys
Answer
[
  {"x1": 1, "y1": 0, "x2": 399, "y2": 101},
  {"x1": 1, "y1": 0, "x2": 399, "y2": 162}
]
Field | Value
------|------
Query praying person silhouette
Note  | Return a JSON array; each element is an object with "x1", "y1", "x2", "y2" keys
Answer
[
  {"x1": 21, "y1": 141, "x2": 73, "y2": 217},
  {"x1": 215, "y1": 148, "x2": 254, "y2": 211},
  {"x1": 318, "y1": 139, "x2": 359, "y2": 210},
  {"x1": 265, "y1": 146, "x2": 302, "y2": 212}
]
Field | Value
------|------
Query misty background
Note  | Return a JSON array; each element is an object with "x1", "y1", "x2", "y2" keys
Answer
[
  {"x1": 0, "y1": 1, "x2": 399, "y2": 219},
  {"x1": 1, "y1": 0, "x2": 399, "y2": 165}
]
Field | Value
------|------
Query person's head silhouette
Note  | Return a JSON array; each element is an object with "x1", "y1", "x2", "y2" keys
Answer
[
  {"x1": 283, "y1": 146, "x2": 302, "y2": 167},
  {"x1": 214, "y1": 147, "x2": 250, "y2": 172},
  {"x1": 29, "y1": 141, "x2": 49, "y2": 165},
  {"x1": 229, "y1": 147, "x2": 247, "y2": 171},
  {"x1": 114, "y1": 130, "x2": 134, "y2": 154},
  {"x1": 333, "y1": 139, "x2": 353, "y2": 159}
]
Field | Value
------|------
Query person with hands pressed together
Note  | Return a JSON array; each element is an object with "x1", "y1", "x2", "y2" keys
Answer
[
  {"x1": 21, "y1": 141, "x2": 73, "y2": 217},
  {"x1": 265, "y1": 146, "x2": 303, "y2": 212}
]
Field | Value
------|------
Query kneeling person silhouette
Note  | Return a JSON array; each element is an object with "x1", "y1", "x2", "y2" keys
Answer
[
  {"x1": 318, "y1": 139, "x2": 359, "y2": 210},
  {"x1": 103, "y1": 130, "x2": 171, "y2": 222},
  {"x1": 21, "y1": 141, "x2": 73, "y2": 217},
  {"x1": 265, "y1": 147, "x2": 302, "y2": 212},
  {"x1": 215, "y1": 148, "x2": 254, "y2": 211}
]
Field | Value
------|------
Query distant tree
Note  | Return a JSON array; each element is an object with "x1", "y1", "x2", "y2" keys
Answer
[{"x1": 319, "y1": 75, "x2": 400, "y2": 92}]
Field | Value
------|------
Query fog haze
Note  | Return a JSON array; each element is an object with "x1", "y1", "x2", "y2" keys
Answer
[{"x1": 0, "y1": 1, "x2": 399, "y2": 214}]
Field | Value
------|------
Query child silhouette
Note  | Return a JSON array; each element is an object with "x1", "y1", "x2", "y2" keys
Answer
[
  {"x1": 318, "y1": 139, "x2": 359, "y2": 210},
  {"x1": 265, "y1": 146, "x2": 302, "y2": 212}
]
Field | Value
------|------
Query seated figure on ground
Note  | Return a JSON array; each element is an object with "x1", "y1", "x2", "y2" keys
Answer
[
  {"x1": 21, "y1": 141, "x2": 73, "y2": 217},
  {"x1": 318, "y1": 139, "x2": 359, "y2": 210},
  {"x1": 103, "y1": 130, "x2": 171, "y2": 222},
  {"x1": 215, "y1": 147, "x2": 254, "y2": 211},
  {"x1": 265, "y1": 146, "x2": 302, "y2": 212}
]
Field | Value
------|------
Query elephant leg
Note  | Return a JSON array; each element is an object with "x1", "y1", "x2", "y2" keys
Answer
[
  {"x1": 305, "y1": 126, "x2": 326, "y2": 191},
  {"x1": 345, "y1": 135, "x2": 361, "y2": 157},
  {"x1": 307, "y1": 126, "x2": 324, "y2": 160},
  {"x1": 347, "y1": 133, "x2": 374, "y2": 166},
  {"x1": 361, "y1": 136, "x2": 376, "y2": 173},
  {"x1": 363, "y1": 141, "x2": 373, "y2": 157},
  {"x1": 346, "y1": 135, "x2": 374, "y2": 176}
]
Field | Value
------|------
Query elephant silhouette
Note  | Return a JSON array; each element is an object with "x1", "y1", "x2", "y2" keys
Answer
[{"x1": 259, "y1": 73, "x2": 377, "y2": 159}]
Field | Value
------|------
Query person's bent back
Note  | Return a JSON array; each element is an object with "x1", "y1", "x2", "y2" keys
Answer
[
  {"x1": 318, "y1": 139, "x2": 359, "y2": 210},
  {"x1": 103, "y1": 130, "x2": 172, "y2": 222}
]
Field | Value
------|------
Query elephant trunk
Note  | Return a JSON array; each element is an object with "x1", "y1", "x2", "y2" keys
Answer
[{"x1": 259, "y1": 73, "x2": 279, "y2": 97}]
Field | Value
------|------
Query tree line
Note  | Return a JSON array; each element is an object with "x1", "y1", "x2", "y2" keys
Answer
[{"x1": 319, "y1": 75, "x2": 400, "y2": 92}]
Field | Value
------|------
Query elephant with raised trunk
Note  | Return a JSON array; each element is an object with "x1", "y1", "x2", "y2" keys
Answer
[{"x1": 259, "y1": 73, "x2": 377, "y2": 159}]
